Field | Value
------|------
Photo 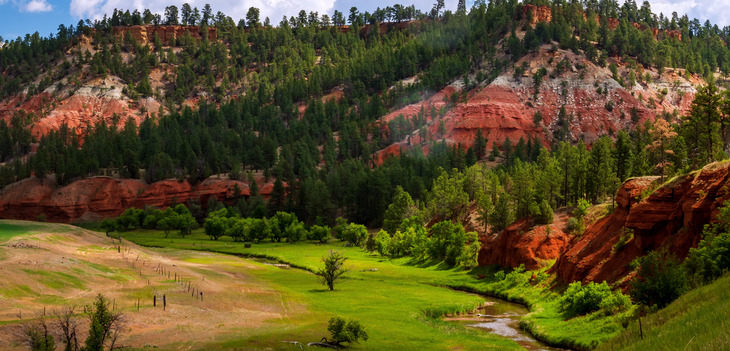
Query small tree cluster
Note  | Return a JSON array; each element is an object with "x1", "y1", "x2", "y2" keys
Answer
[
  {"x1": 559, "y1": 281, "x2": 632, "y2": 317},
  {"x1": 203, "y1": 210, "x2": 330, "y2": 244},
  {"x1": 103, "y1": 204, "x2": 197, "y2": 237},
  {"x1": 20, "y1": 294, "x2": 123, "y2": 351}
]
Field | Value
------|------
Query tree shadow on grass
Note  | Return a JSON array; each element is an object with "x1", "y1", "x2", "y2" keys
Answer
[
  {"x1": 402, "y1": 258, "x2": 455, "y2": 271},
  {"x1": 308, "y1": 288, "x2": 333, "y2": 293}
]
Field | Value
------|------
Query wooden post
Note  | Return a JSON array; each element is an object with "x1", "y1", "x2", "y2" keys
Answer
[
  {"x1": 163, "y1": 295, "x2": 166, "y2": 311},
  {"x1": 137, "y1": 298, "x2": 140, "y2": 311},
  {"x1": 153, "y1": 295, "x2": 156, "y2": 307},
  {"x1": 200, "y1": 292, "x2": 203, "y2": 301},
  {"x1": 639, "y1": 315, "x2": 643, "y2": 340}
]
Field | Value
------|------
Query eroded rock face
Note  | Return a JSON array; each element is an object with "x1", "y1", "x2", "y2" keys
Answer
[
  {"x1": 522, "y1": 5, "x2": 552, "y2": 27},
  {"x1": 112, "y1": 25, "x2": 218, "y2": 46},
  {"x1": 478, "y1": 214, "x2": 571, "y2": 270},
  {"x1": 552, "y1": 162, "x2": 730, "y2": 285},
  {"x1": 373, "y1": 45, "x2": 696, "y2": 165},
  {"x1": 0, "y1": 176, "x2": 276, "y2": 223}
]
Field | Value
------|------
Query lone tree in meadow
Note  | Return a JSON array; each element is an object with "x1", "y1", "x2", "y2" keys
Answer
[{"x1": 317, "y1": 250, "x2": 348, "y2": 291}]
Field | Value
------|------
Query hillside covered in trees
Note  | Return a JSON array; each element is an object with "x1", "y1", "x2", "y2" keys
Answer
[{"x1": 1, "y1": 0, "x2": 730, "y2": 231}]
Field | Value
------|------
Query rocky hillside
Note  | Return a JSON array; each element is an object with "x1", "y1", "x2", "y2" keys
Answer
[
  {"x1": 553, "y1": 161, "x2": 730, "y2": 285},
  {"x1": 374, "y1": 42, "x2": 698, "y2": 161},
  {"x1": 477, "y1": 161, "x2": 730, "y2": 286}
]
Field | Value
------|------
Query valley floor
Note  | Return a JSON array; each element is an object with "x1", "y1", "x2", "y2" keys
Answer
[
  {"x1": 0, "y1": 221, "x2": 525, "y2": 350},
  {"x1": 8, "y1": 220, "x2": 714, "y2": 350}
]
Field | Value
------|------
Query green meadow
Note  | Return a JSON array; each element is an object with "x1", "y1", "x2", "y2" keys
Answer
[{"x1": 121, "y1": 229, "x2": 630, "y2": 350}]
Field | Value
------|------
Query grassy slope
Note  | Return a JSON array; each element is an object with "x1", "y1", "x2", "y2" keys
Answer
[
  {"x1": 596, "y1": 275, "x2": 730, "y2": 351},
  {"x1": 122, "y1": 229, "x2": 629, "y2": 350},
  {"x1": 0, "y1": 222, "x2": 44, "y2": 242}
]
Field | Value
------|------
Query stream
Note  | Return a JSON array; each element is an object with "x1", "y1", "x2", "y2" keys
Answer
[
  {"x1": 247, "y1": 255, "x2": 562, "y2": 350},
  {"x1": 444, "y1": 296, "x2": 564, "y2": 351}
]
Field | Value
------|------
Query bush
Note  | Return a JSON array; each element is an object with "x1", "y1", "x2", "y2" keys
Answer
[
  {"x1": 566, "y1": 217, "x2": 584, "y2": 235},
  {"x1": 630, "y1": 249, "x2": 686, "y2": 308},
  {"x1": 285, "y1": 221, "x2": 307, "y2": 243},
  {"x1": 364, "y1": 233, "x2": 377, "y2": 253},
  {"x1": 494, "y1": 270, "x2": 506, "y2": 281},
  {"x1": 560, "y1": 281, "x2": 631, "y2": 317},
  {"x1": 537, "y1": 199, "x2": 554, "y2": 225},
  {"x1": 375, "y1": 230, "x2": 390, "y2": 256},
  {"x1": 326, "y1": 316, "x2": 368, "y2": 346},
  {"x1": 684, "y1": 201, "x2": 730, "y2": 284},
  {"x1": 611, "y1": 227, "x2": 634, "y2": 255},
  {"x1": 341, "y1": 223, "x2": 368, "y2": 247},
  {"x1": 456, "y1": 232, "x2": 480, "y2": 269},
  {"x1": 204, "y1": 210, "x2": 229, "y2": 241},
  {"x1": 309, "y1": 225, "x2": 331, "y2": 243}
]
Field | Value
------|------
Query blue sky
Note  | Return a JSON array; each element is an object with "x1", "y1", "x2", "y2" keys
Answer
[{"x1": 1, "y1": 0, "x2": 729, "y2": 42}]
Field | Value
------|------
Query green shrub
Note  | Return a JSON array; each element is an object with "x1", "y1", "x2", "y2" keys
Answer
[
  {"x1": 537, "y1": 199, "x2": 554, "y2": 225},
  {"x1": 494, "y1": 270, "x2": 506, "y2": 281},
  {"x1": 560, "y1": 281, "x2": 631, "y2": 318},
  {"x1": 341, "y1": 223, "x2": 368, "y2": 247},
  {"x1": 326, "y1": 316, "x2": 368, "y2": 346},
  {"x1": 630, "y1": 249, "x2": 686, "y2": 308},
  {"x1": 611, "y1": 227, "x2": 634, "y2": 255},
  {"x1": 375, "y1": 229, "x2": 390, "y2": 256},
  {"x1": 684, "y1": 201, "x2": 730, "y2": 284},
  {"x1": 566, "y1": 217, "x2": 584, "y2": 235},
  {"x1": 309, "y1": 225, "x2": 331, "y2": 244},
  {"x1": 504, "y1": 265, "x2": 529, "y2": 287}
]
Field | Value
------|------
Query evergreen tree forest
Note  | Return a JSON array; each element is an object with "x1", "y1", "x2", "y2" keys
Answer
[{"x1": 2, "y1": 0, "x2": 730, "y2": 230}]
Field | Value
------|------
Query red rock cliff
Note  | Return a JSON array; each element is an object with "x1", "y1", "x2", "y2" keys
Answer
[
  {"x1": 0, "y1": 175, "x2": 277, "y2": 223},
  {"x1": 552, "y1": 161, "x2": 730, "y2": 285},
  {"x1": 478, "y1": 213, "x2": 571, "y2": 270}
]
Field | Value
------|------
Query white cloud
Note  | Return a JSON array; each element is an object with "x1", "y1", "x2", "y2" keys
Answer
[
  {"x1": 69, "y1": 0, "x2": 338, "y2": 23},
  {"x1": 620, "y1": 0, "x2": 730, "y2": 27},
  {"x1": 22, "y1": 0, "x2": 52, "y2": 12}
]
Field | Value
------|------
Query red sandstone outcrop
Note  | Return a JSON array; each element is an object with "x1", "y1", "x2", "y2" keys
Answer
[
  {"x1": 552, "y1": 161, "x2": 730, "y2": 285},
  {"x1": 442, "y1": 84, "x2": 542, "y2": 147},
  {"x1": 113, "y1": 25, "x2": 217, "y2": 46},
  {"x1": 522, "y1": 5, "x2": 552, "y2": 27},
  {"x1": 0, "y1": 176, "x2": 277, "y2": 223},
  {"x1": 478, "y1": 214, "x2": 571, "y2": 270},
  {"x1": 522, "y1": 5, "x2": 680, "y2": 41}
]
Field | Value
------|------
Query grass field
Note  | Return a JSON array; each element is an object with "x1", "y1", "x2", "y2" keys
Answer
[
  {"x1": 0, "y1": 222, "x2": 43, "y2": 242},
  {"x1": 596, "y1": 275, "x2": 730, "y2": 351},
  {"x1": 121, "y1": 230, "x2": 526, "y2": 350},
  {"x1": 121, "y1": 228, "x2": 632, "y2": 350}
]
